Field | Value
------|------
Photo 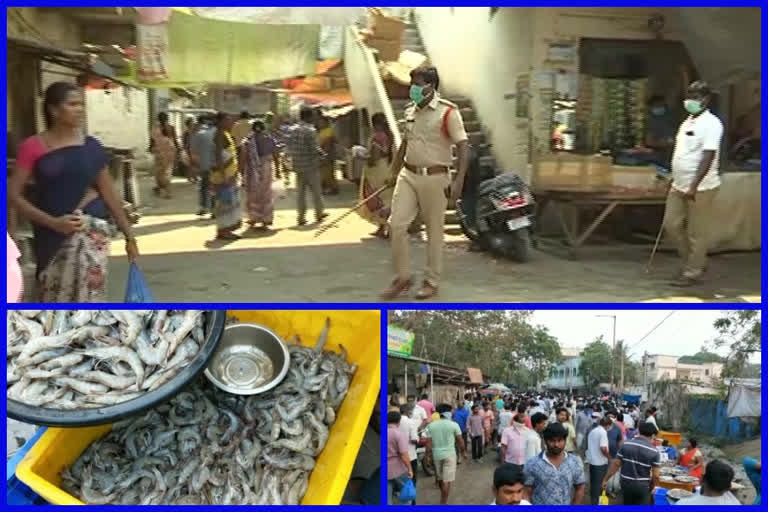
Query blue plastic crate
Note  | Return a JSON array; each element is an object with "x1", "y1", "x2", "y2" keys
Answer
[
  {"x1": 653, "y1": 487, "x2": 670, "y2": 505},
  {"x1": 7, "y1": 427, "x2": 48, "y2": 505}
]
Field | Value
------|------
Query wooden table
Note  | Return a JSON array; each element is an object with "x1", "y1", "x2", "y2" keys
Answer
[{"x1": 532, "y1": 186, "x2": 668, "y2": 259}]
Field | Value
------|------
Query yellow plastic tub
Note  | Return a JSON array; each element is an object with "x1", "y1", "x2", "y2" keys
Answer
[
  {"x1": 16, "y1": 310, "x2": 381, "y2": 505},
  {"x1": 656, "y1": 430, "x2": 682, "y2": 447}
]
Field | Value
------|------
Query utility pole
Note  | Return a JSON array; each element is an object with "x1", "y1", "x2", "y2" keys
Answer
[
  {"x1": 619, "y1": 341, "x2": 624, "y2": 395},
  {"x1": 643, "y1": 351, "x2": 648, "y2": 388}
]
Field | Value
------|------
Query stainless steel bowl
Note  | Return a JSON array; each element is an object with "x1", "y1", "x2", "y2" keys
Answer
[{"x1": 204, "y1": 323, "x2": 290, "y2": 395}]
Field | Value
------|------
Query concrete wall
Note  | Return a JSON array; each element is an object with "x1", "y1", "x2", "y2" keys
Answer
[
  {"x1": 86, "y1": 87, "x2": 150, "y2": 155},
  {"x1": 415, "y1": 7, "x2": 535, "y2": 176},
  {"x1": 7, "y1": 8, "x2": 150, "y2": 158}
]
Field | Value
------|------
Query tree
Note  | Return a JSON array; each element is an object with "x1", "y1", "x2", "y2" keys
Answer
[
  {"x1": 708, "y1": 310, "x2": 761, "y2": 379},
  {"x1": 678, "y1": 351, "x2": 725, "y2": 364},
  {"x1": 580, "y1": 337, "x2": 612, "y2": 389},
  {"x1": 387, "y1": 310, "x2": 561, "y2": 385}
]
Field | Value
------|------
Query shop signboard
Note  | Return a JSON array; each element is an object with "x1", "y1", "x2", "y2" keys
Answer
[{"x1": 388, "y1": 326, "x2": 415, "y2": 357}]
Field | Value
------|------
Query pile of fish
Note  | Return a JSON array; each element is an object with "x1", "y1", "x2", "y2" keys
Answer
[
  {"x1": 60, "y1": 319, "x2": 356, "y2": 505},
  {"x1": 7, "y1": 310, "x2": 206, "y2": 408}
]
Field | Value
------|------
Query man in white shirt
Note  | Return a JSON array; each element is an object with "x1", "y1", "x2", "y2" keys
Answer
[
  {"x1": 490, "y1": 463, "x2": 532, "y2": 505},
  {"x1": 399, "y1": 403, "x2": 420, "y2": 502},
  {"x1": 664, "y1": 80, "x2": 723, "y2": 286},
  {"x1": 407, "y1": 394, "x2": 429, "y2": 428},
  {"x1": 676, "y1": 459, "x2": 742, "y2": 505},
  {"x1": 586, "y1": 416, "x2": 611, "y2": 505}
]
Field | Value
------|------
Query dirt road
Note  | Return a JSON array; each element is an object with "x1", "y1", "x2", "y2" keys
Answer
[{"x1": 101, "y1": 173, "x2": 760, "y2": 303}]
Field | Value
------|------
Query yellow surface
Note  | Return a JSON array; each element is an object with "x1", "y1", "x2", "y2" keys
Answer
[
  {"x1": 16, "y1": 310, "x2": 381, "y2": 505},
  {"x1": 657, "y1": 430, "x2": 682, "y2": 447}
]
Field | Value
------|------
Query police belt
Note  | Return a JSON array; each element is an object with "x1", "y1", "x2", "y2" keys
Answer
[{"x1": 404, "y1": 163, "x2": 448, "y2": 175}]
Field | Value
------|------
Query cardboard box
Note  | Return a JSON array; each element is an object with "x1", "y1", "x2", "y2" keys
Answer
[
  {"x1": 368, "y1": 37, "x2": 401, "y2": 62},
  {"x1": 367, "y1": 12, "x2": 405, "y2": 41}
]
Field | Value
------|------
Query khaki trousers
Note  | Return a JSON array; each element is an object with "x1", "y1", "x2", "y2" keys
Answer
[
  {"x1": 389, "y1": 169, "x2": 449, "y2": 287},
  {"x1": 663, "y1": 187, "x2": 718, "y2": 276}
]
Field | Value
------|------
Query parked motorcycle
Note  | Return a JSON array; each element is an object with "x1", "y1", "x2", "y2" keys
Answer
[
  {"x1": 457, "y1": 146, "x2": 536, "y2": 262},
  {"x1": 416, "y1": 428, "x2": 435, "y2": 476}
]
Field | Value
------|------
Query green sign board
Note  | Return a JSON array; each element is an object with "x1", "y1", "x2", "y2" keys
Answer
[{"x1": 388, "y1": 326, "x2": 415, "y2": 357}]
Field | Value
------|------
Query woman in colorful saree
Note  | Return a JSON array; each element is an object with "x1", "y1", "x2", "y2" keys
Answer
[
  {"x1": 150, "y1": 111, "x2": 178, "y2": 198},
  {"x1": 240, "y1": 120, "x2": 277, "y2": 229},
  {"x1": 211, "y1": 111, "x2": 242, "y2": 240},
  {"x1": 357, "y1": 112, "x2": 394, "y2": 239},
  {"x1": 8, "y1": 81, "x2": 139, "y2": 302}
]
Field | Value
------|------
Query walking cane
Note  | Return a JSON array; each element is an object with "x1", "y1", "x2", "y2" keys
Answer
[
  {"x1": 645, "y1": 221, "x2": 665, "y2": 274},
  {"x1": 314, "y1": 184, "x2": 392, "y2": 237}
]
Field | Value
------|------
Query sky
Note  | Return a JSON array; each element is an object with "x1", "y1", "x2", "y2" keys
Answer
[{"x1": 529, "y1": 310, "x2": 760, "y2": 363}]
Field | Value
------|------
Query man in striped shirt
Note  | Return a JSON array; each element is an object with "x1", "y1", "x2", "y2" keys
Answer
[{"x1": 602, "y1": 421, "x2": 661, "y2": 505}]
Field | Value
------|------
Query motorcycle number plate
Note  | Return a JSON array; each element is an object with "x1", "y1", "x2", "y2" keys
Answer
[{"x1": 507, "y1": 217, "x2": 531, "y2": 231}]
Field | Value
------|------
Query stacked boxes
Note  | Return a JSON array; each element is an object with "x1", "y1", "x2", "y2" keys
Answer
[{"x1": 363, "y1": 8, "x2": 405, "y2": 62}]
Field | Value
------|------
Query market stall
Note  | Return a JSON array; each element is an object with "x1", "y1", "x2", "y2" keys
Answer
[
  {"x1": 7, "y1": 310, "x2": 380, "y2": 505},
  {"x1": 531, "y1": 33, "x2": 761, "y2": 257}
]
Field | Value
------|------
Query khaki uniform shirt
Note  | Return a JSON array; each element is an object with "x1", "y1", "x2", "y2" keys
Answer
[{"x1": 403, "y1": 93, "x2": 468, "y2": 168}]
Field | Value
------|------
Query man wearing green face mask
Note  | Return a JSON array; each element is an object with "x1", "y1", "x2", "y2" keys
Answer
[
  {"x1": 380, "y1": 66, "x2": 469, "y2": 300},
  {"x1": 665, "y1": 80, "x2": 723, "y2": 286}
]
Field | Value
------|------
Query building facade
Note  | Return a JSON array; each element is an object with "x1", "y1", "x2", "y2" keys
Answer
[
  {"x1": 643, "y1": 354, "x2": 723, "y2": 385},
  {"x1": 544, "y1": 347, "x2": 586, "y2": 391}
]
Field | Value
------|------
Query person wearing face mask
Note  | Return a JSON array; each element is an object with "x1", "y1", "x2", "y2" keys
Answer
[
  {"x1": 380, "y1": 66, "x2": 469, "y2": 300},
  {"x1": 664, "y1": 80, "x2": 724, "y2": 286},
  {"x1": 425, "y1": 403, "x2": 468, "y2": 504}
]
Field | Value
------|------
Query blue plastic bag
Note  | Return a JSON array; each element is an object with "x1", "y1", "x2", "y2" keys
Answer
[
  {"x1": 398, "y1": 478, "x2": 416, "y2": 503},
  {"x1": 124, "y1": 263, "x2": 155, "y2": 303}
]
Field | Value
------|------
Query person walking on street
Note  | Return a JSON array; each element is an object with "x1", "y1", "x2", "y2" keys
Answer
[
  {"x1": 407, "y1": 394, "x2": 429, "y2": 429},
  {"x1": 150, "y1": 112, "x2": 178, "y2": 199},
  {"x1": 210, "y1": 112, "x2": 242, "y2": 240},
  {"x1": 9, "y1": 82, "x2": 139, "y2": 302},
  {"x1": 499, "y1": 402, "x2": 515, "y2": 434},
  {"x1": 453, "y1": 399, "x2": 470, "y2": 458},
  {"x1": 399, "y1": 404, "x2": 419, "y2": 504},
  {"x1": 231, "y1": 111, "x2": 252, "y2": 145},
  {"x1": 500, "y1": 413, "x2": 531, "y2": 472},
  {"x1": 522, "y1": 422, "x2": 586, "y2": 505},
  {"x1": 529, "y1": 412, "x2": 549, "y2": 456},
  {"x1": 557, "y1": 408, "x2": 577, "y2": 454},
  {"x1": 425, "y1": 404, "x2": 468, "y2": 504},
  {"x1": 387, "y1": 411, "x2": 414, "y2": 505},
  {"x1": 491, "y1": 464, "x2": 532, "y2": 505},
  {"x1": 468, "y1": 404, "x2": 485, "y2": 462},
  {"x1": 417, "y1": 393, "x2": 436, "y2": 418},
  {"x1": 586, "y1": 416, "x2": 612, "y2": 505},
  {"x1": 286, "y1": 107, "x2": 327, "y2": 226},
  {"x1": 602, "y1": 420, "x2": 661, "y2": 505},
  {"x1": 605, "y1": 410, "x2": 624, "y2": 459},
  {"x1": 380, "y1": 66, "x2": 469, "y2": 300},
  {"x1": 189, "y1": 115, "x2": 216, "y2": 217},
  {"x1": 664, "y1": 80, "x2": 724, "y2": 286}
]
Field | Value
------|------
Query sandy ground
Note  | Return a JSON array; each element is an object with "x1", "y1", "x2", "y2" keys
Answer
[{"x1": 90, "y1": 172, "x2": 760, "y2": 303}]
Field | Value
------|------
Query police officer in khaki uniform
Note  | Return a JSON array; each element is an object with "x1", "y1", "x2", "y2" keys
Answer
[{"x1": 381, "y1": 66, "x2": 470, "y2": 300}]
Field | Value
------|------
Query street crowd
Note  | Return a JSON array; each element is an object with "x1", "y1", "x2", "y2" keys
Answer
[{"x1": 387, "y1": 392, "x2": 761, "y2": 506}]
